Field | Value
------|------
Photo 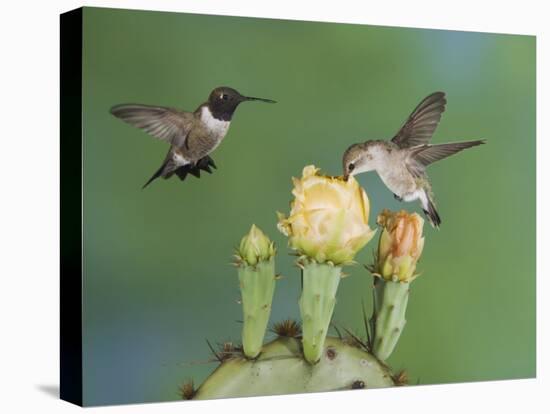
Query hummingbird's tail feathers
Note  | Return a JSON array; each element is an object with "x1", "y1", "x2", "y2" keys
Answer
[
  {"x1": 419, "y1": 190, "x2": 441, "y2": 228},
  {"x1": 174, "y1": 156, "x2": 217, "y2": 182},
  {"x1": 142, "y1": 155, "x2": 217, "y2": 187},
  {"x1": 142, "y1": 154, "x2": 182, "y2": 188},
  {"x1": 142, "y1": 161, "x2": 168, "y2": 189},
  {"x1": 412, "y1": 140, "x2": 486, "y2": 167},
  {"x1": 423, "y1": 198, "x2": 441, "y2": 229},
  {"x1": 198, "y1": 155, "x2": 217, "y2": 170}
]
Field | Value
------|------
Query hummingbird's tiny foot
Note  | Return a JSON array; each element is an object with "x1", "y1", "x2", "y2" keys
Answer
[{"x1": 393, "y1": 194, "x2": 403, "y2": 202}]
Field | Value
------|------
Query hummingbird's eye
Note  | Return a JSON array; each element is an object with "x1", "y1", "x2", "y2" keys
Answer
[
  {"x1": 348, "y1": 163, "x2": 355, "y2": 172},
  {"x1": 222, "y1": 94, "x2": 229, "y2": 101}
]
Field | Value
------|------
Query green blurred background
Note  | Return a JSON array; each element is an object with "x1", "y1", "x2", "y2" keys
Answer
[{"x1": 81, "y1": 7, "x2": 535, "y2": 406}]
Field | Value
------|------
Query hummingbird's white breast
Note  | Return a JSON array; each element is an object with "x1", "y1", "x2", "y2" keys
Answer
[
  {"x1": 375, "y1": 149, "x2": 418, "y2": 197},
  {"x1": 200, "y1": 106, "x2": 230, "y2": 141}
]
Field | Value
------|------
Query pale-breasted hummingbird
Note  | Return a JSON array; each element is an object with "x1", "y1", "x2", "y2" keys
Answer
[
  {"x1": 342, "y1": 92, "x2": 485, "y2": 228},
  {"x1": 110, "y1": 86, "x2": 276, "y2": 188}
]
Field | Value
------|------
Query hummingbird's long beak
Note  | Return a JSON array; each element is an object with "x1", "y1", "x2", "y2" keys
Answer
[
  {"x1": 343, "y1": 174, "x2": 349, "y2": 182},
  {"x1": 243, "y1": 96, "x2": 277, "y2": 104}
]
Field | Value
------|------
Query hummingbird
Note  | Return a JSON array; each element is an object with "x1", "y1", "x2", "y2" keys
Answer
[
  {"x1": 110, "y1": 86, "x2": 276, "y2": 188},
  {"x1": 342, "y1": 92, "x2": 485, "y2": 228}
]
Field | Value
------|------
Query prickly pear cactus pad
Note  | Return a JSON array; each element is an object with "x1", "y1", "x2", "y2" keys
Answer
[{"x1": 192, "y1": 336, "x2": 397, "y2": 400}]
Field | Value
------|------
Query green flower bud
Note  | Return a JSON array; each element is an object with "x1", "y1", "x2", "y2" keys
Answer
[{"x1": 237, "y1": 225, "x2": 276, "y2": 267}]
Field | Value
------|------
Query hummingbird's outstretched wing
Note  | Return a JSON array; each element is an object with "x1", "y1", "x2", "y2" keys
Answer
[
  {"x1": 391, "y1": 92, "x2": 447, "y2": 148},
  {"x1": 110, "y1": 104, "x2": 192, "y2": 148},
  {"x1": 405, "y1": 139, "x2": 485, "y2": 180},
  {"x1": 410, "y1": 140, "x2": 486, "y2": 167}
]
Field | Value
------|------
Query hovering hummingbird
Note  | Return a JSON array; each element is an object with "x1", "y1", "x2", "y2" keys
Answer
[
  {"x1": 110, "y1": 86, "x2": 276, "y2": 188},
  {"x1": 342, "y1": 92, "x2": 485, "y2": 228}
]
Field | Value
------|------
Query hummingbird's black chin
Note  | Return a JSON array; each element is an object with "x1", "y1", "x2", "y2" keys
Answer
[{"x1": 242, "y1": 96, "x2": 277, "y2": 104}]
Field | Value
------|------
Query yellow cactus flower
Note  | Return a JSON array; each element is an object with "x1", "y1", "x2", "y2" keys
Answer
[
  {"x1": 375, "y1": 209, "x2": 425, "y2": 282},
  {"x1": 277, "y1": 165, "x2": 376, "y2": 265}
]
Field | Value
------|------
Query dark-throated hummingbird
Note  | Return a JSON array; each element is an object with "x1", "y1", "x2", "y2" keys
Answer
[
  {"x1": 110, "y1": 86, "x2": 276, "y2": 188},
  {"x1": 342, "y1": 92, "x2": 485, "y2": 228}
]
